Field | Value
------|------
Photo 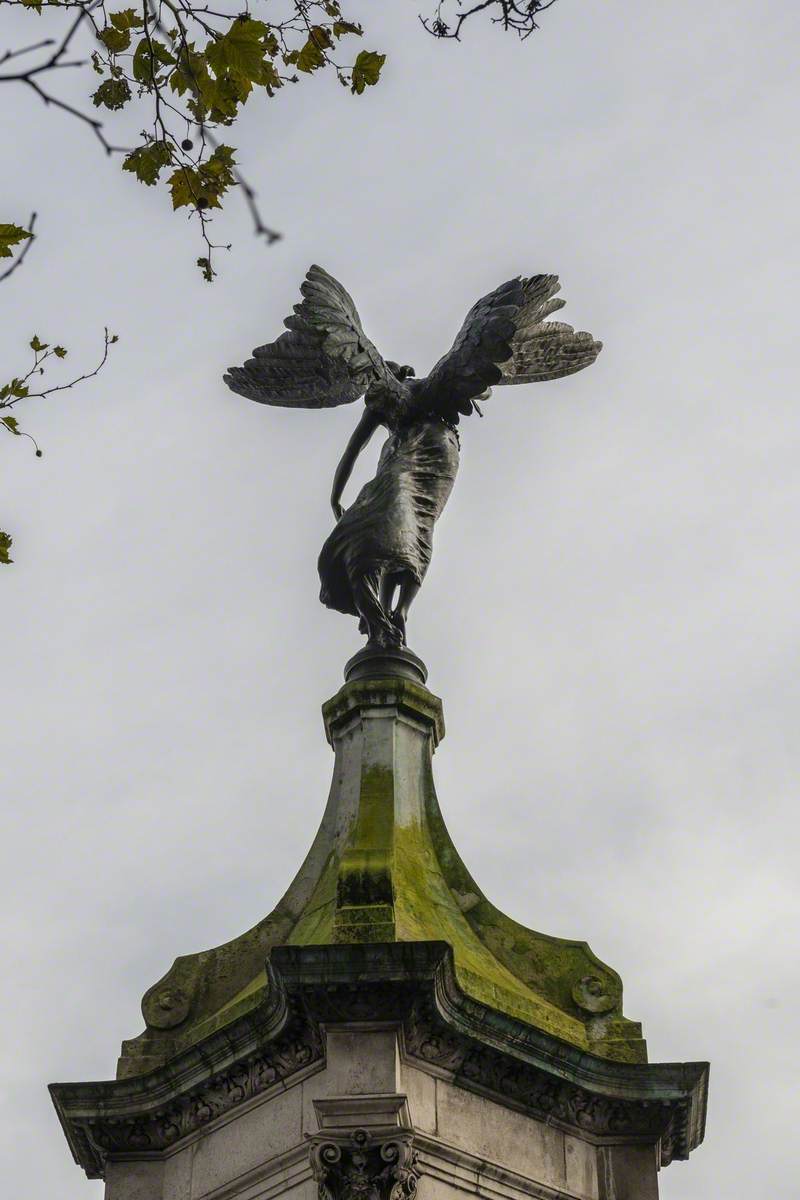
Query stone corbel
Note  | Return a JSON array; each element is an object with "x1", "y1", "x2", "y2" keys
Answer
[{"x1": 309, "y1": 1096, "x2": 420, "y2": 1200}]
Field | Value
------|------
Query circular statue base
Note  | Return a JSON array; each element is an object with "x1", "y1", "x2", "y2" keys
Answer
[{"x1": 344, "y1": 644, "x2": 428, "y2": 686}]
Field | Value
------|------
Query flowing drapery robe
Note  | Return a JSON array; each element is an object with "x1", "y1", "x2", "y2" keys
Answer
[{"x1": 319, "y1": 416, "x2": 459, "y2": 616}]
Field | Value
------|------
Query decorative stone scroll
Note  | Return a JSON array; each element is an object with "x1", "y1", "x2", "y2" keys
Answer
[{"x1": 310, "y1": 1129, "x2": 420, "y2": 1200}]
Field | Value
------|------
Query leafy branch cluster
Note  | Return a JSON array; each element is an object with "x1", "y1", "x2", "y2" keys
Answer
[
  {"x1": 0, "y1": 0, "x2": 386, "y2": 278},
  {"x1": 1, "y1": 0, "x2": 557, "y2": 563},
  {"x1": 420, "y1": 0, "x2": 558, "y2": 41},
  {"x1": 1, "y1": 221, "x2": 116, "y2": 564}
]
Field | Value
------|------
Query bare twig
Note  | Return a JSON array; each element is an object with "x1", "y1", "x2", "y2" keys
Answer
[
  {"x1": 0, "y1": 39, "x2": 56, "y2": 65},
  {"x1": 420, "y1": 0, "x2": 559, "y2": 41},
  {"x1": 204, "y1": 127, "x2": 282, "y2": 245},
  {"x1": 1, "y1": 328, "x2": 116, "y2": 408},
  {"x1": 22, "y1": 77, "x2": 130, "y2": 153},
  {"x1": 0, "y1": 5, "x2": 128, "y2": 155}
]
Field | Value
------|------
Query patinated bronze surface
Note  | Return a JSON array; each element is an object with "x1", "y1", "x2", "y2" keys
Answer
[{"x1": 225, "y1": 267, "x2": 601, "y2": 647}]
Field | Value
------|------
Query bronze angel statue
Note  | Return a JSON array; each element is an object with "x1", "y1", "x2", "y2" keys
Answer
[{"x1": 225, "y1": 266, "x2": 601, "y2": 649}]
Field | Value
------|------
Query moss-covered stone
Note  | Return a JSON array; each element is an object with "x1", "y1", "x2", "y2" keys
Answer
[{"x1": 119, "y1": 676, "x2": 646, "y2": 1079}]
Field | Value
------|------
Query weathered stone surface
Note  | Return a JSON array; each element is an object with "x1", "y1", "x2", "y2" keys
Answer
[
  {"x1": 50, "y1": 942, "x2": 706, "y2": 1184},
  {"x1": 564, "y1": 1136, "x2": 599, "y2": 1200},
  {"x1": 50, "y1": 672, "x2": 708, "y2": 1199},
  {"x1": 597, "y1": 1145, "x2": 659, "y2": 1200},
  {"x1": 105, "y1": 1161, "x2": 164, "y2": 1200},
  {"x1": 120, "y1": 678, "x2": 645, "y2": 1079},
  {"x1": 323, "y1": 1027, "x2": 402, "y2": 1097},
  {"x1": 399, "y1": 1066, "x2": 436, "y2": 1136},
  {"x1": 160, "y1": 1150, "x2": 192, "y2": 1200},
  {"x1": 190, "y1": 1086, "x2": 303, "y2": 1197},
  {"x1": 434, "y1": 1079, "x2": 567, "y2": 1190}
]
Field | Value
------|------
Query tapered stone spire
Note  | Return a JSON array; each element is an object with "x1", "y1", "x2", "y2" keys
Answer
[{"x1": 51, "y1": 656, "x2": 708, "y2": 1198}]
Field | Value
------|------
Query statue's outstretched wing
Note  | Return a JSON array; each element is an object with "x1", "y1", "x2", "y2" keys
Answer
[
  {"x1": 415, "y1": 274, "x2": 601, "y2": 420},
  {"x1": 496, "y1": 274, "x2": 602, "y2": 386},
  {"x1": 224, "y1": 265, "x2": 396, "y2": 408}
]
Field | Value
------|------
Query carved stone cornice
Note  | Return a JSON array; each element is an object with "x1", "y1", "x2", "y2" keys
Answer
[
  {"x1": 404, "y1": 999, "x2": 683, "y2": 1156},
  {"x1": 51, "y1": 942, "x2": 707, "y2": 1181},
  {"x1": 276, "y1": 943, "x2": 707, "y2": 1168},
  {"x1": 50, "y1": 995, "x2": 324, "y2": 1180}
]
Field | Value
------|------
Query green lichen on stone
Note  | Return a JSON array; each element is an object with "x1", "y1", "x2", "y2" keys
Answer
[{"x1": 120, "y1": 675, "x2": 646, "y2": 1079}]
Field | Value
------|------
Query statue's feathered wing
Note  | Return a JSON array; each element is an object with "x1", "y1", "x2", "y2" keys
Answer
[
  {"x1": 224, "y1": 265, "x2": 399, "y2": 408},
  {"x1": 415, "y1": 274, "x2": 602, "y2": 421}
]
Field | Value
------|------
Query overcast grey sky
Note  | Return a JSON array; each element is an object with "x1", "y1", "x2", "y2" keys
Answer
[{"x1": 2, "y1": 1, "x2": 799, "y2": 1196}]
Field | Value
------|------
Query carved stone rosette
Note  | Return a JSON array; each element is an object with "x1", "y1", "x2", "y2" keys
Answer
[{"x1": 310, "y1": 1129, "x2": 419, "y2": 1200}]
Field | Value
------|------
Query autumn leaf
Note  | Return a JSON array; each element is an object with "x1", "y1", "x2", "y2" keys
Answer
[
  {"x1": 0, "y1": 224, "x2": 32, "y2": 259},
  {"x1": 123, "y1": 140, "x2": 172, "y2": 186},
  {"x1": 206, "y1": 18, "x2": 272, "y2": 82},
  {"x1": 168, "y1": 166, "x2": 206, "y2": 211},
  {"x1": 97, "y1": 26, "x2": 132, "y2": 54},
  {"x1": 333, "y1": 20, "x2": 363, "y2": 38},
  {"x1": 109, "y1": 9, "x2": 143, "y2": 31},
  {"x1": 92, "y1": 77, "x2": 132, "y2": 110},
  {"x1": 297, "y1": 27, "x2": 333, "y2": 73},
  {"x1": 351, "y1": 50, "x2": 385, "y2": 94},
  {"x1": 0, "y1": 379, "x2": 30, "y2": 401},
  {"x1": 167, "y1": 145, "x2": 237, "y2": 210},
  {"x1": 132, "y1": 37, "x2": 175, "y2": 85}
]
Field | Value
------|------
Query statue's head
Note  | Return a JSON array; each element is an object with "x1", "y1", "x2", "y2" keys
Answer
[{"x1": 386, "y1": 361, "x2": 415, "y2": 381}]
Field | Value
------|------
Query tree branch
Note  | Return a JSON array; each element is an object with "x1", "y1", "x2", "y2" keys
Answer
[
  {"x1": 420, "y1": 0, "x2": 559, "y2": 41},
  {"x1": 204, "y1": 127, "x2": 281, "y2": 246},
  {"x1": 0, "y1": 38, "x2": 56, "y2": 65},
  {"x1": 0, "y1": 4, "x2": 128, "y2": 154}
]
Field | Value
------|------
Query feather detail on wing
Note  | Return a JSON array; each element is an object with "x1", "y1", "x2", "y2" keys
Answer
[
  {"x1": 224, "y1": 265, "x2": 399, "y2": 408},
  {"x1": 496, "y1": 274, "x2": 602, "y2": 385},
  {"x1": 414, "y1": 276, "x2": 526, "y2": 420},
  {"x1": 414, "y1": 273, "x2": 601, "y2": 421}
]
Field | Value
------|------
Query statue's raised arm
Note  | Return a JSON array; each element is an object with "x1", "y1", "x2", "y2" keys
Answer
[{"x1": 225, "y1": 266, "x2": 601, "y2": 659}]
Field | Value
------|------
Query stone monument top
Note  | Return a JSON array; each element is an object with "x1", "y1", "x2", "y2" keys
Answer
[
  {"x1": 49, "y1": 269, "x2": 708, "y2": 1199},
  {"x1": 113, "y1": 663, "x2": 646, "y2": 1080},
  {"x1": 51, "y1": 657, "x2": 708, "y2": 1191}
]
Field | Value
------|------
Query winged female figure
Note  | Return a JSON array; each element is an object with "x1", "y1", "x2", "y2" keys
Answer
[{"x1": 225, "y1": 266, "x2": 601, "y2": 649}]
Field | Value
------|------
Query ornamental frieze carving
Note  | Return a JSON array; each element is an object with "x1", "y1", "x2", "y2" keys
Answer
[
  {"x1": 402, "y1": 1000, "x2": 685, "y2": 1164},
  {"x1": 79, "y1": 1022, "x2": 323, "y2": 1167},
  {"x1": 310, "y1": 1129, "x2": 420, "y2": 1200},
  {"x1": 52, "y1": 947, "x2": 703, "y2": 1181}
]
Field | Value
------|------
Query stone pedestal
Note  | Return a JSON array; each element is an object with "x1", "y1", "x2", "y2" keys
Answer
[{"x1": 51, "y1": 672, "x2": 708, "y2": 1199}]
